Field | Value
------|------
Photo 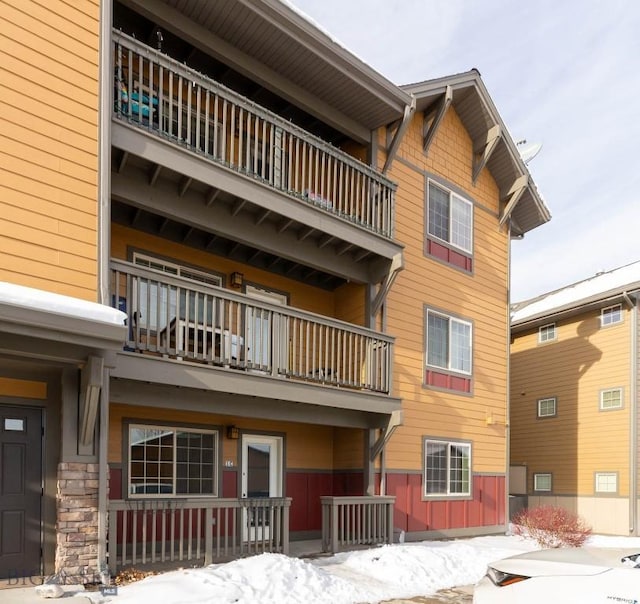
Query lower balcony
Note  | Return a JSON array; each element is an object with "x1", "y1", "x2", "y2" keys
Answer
[
  {"x1": 106, "y1": 496, "x2": 396, "y2": 572},
  {"x1": 110, "y1": 259, "x2": 394, "y2": 396}
]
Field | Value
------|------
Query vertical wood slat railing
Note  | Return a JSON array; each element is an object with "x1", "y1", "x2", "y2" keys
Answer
[
  {"x1": 112, "y1": 30, "x2": 396, "y2": 238},
  {"x1": 110, "y1": 259, "x2": 394, "y2": 394},
  {"x1": 107, "y1": 497, "x2": 291, "y2": 573},
  {"x1": 320, "y1": 496, "x2": 396, "y2": 554}
]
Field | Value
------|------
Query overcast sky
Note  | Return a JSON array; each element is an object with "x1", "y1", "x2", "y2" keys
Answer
[{"x1": 289, "y1": 0, "x2": 640, "y2": 302}]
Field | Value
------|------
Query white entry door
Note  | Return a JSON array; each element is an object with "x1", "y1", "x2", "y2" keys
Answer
[{"x1": 241, "y1": 434, "x2": 283, "y2": 541}]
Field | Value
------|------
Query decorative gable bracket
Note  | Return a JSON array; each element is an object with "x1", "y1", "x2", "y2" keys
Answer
[
  {"x1": 499, "y1": 174, "x2": 529, "y2": 227},
  {"x1": 422, "y1": 85, "x2": 453, "y2": 155},
  {"x1": 472, "y1": 124, "x2": 501, "y2": 183}
]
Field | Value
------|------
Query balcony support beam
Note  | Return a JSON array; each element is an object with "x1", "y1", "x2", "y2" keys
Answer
[
  {"x1": 111, "y1": 357, "x2": 401, "y2": 425},
  {"x1": 371, "y1": 252, "x2": 404, "y2": 317}
]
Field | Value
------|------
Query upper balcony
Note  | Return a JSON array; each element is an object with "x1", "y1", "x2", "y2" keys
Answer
[{"x1": 111, "y1": 30, "x2": 403, "y2": 288}]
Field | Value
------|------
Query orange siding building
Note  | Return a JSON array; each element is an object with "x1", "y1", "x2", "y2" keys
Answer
[
  {"x1": 0, "y1": 0, "x2": 549, "y2": 580},
  {"x1": 510, "y1": 263, "x2": 640, "y2": 535}
]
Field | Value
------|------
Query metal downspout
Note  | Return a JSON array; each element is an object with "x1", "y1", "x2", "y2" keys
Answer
[
  {"x1": 97, "y1": 0, "x2": 112, "y2": 579},
  {"x1": 505, "y1": 222, "x2": 512, "y2": 529},
  {"x1": 98, "y1": 0, "x2": 112, "y2": 305},
  {"x1": 624, "y1": 291, "x2": 638, "y2": 534}
]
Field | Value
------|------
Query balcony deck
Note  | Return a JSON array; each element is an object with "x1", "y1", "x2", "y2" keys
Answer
[
  {"x1": 112, "y1": 31, "x2": 396, "y2": 239},
  {"x1": 110, "y1": 260, "x2": 394, "y2": 397}
]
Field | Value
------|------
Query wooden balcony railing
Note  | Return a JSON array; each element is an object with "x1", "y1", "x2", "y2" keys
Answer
[
  {"x1": 112, "y1": 30, "x2": 396, "y2": 238},
  {"x1": 320, "y1": 496, "x2": 396, "y2": 553},
  {"x1": 107, "y1": 497, "x2": 291, "y2": 573},
  {"x1": 110, "y1": 260, "x2": 394, "y2": 394}
]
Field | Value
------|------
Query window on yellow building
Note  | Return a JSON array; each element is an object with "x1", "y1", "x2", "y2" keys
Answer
[
  {"x1": 601, "y1": 304, "x2": 622, "y2": 327},
  {"x1": 538, "y1": 323, "x2": 557, "y2": 343},
  {"x1": 426, "y1": 180, "x2": 473, "y2": 271},
  {"x1": 533, "y1": 473, "x2": 552, "y2": 492},
  {"x1": 424, "y1": 439, "x2": 471, "y2": 497},
  {"x1": 424, "y1": 308, "x2": 472, "y2": 393},
  {"x1": 600, "y1": 388, "x2": 623, "y2": 411},
  {"x1": 595, "y1": 472, "x2": 618, "y2": 494},
  {"x1": 537, "y1": 397, "x2": 557, "y2": 418}
]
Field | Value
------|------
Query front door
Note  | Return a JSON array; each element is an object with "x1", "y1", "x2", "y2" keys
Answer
[
  {"x1": 241, "y1": 434, "x2": 283, "y2": 541},
  {"x1": 0, "y1": 406, "x2": 42, "y2": 579}
]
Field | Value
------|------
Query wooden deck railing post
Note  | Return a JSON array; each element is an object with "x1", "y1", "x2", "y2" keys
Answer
[
  {"x1": 204, "y1": 508, "x2": 213, "y2": 566},
  {"x1": 107, "y1": 507, "x2": 117, "y2": 575}
]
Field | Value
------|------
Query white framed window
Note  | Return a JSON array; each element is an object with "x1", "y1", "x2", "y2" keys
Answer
[
  {"x1": 533, "y1": 473, "x2": 552, "y2": 492},
  {"x1": 427, "y1": 181, "x2": 473, "y2": 253},
  {"x1": 538, "y1": 323, "x2": 556, "y2": 343},
  {"x1": 424, "y1": 439, "x2": 471, "y2": 497},
  {"x1": 128, "y1": 424, "x2": 219, "y2": 498},
  {"x1": 600, "y1": 388, "x2": 623, "y2": 411},
  {"x1": 426, "y1": 309, "x2": 472, "y2": 375},
  {"x1": 595, "y1": 472, "x2": 618, "y2": 494},
  {"x1": 537, "y1": 397, "x2": 557, "y2": 418},
  {"x1": 601, "y1": 304, "x2": 622, "y2": 327}
]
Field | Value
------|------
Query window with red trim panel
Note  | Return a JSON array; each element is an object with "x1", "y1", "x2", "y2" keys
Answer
[
  {"x1": 425, "y1": 308, "x2": 472, "y2": 393},
  {"x1": 426, "y1": 180, "x2": 473, "y2": 272}
]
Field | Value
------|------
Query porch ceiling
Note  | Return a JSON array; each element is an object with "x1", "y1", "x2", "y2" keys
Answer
[
  {"x1": 111, "y1": 126, "x2": 399, "y2": 289},
  {"x1": 117, "y1": 0, "x2": 410, "y2": 143}
]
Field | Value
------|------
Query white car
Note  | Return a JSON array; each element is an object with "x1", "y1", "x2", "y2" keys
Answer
[{"x1": 474, "y1": 547, "x2": 640, "y2": 603}]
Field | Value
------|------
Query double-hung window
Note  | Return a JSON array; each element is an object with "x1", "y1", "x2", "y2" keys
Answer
[
  {"x1": 425, "y1": 309, "x2": 472, "y2": 392},
  {"x1": 424, "y1": 439, "x2": 471, "y2": 497},
  {"x1": 426, "y1": 181, "x2": 473, "y2": 271},
  {"x1": 128, "y1": 424, "x2": 219, "y2": 497}
]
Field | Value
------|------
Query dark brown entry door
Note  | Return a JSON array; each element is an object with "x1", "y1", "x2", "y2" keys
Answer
[{"x1": 0, "y1": 406, "x2": 42, "y2": 579}]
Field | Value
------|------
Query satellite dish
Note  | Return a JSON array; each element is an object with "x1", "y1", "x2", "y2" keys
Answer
[{"x1": 516, "y1": 140, "x2": 543, "y2": 165}]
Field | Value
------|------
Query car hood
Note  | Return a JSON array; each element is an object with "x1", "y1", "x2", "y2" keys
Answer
[{"x1": 489, "y1": 547, "x2": 640, "y2": 578}]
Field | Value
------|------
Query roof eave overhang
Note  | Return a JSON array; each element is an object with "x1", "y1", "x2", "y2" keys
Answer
[
  {"x1": 124, "y1": 0, "x2": 410, "y2": 141},
  {"x1": 0, "y1": 302, "x2": 127, "y2": 362},
  {"x1": 255, "y1": 0, "x2": 412, "y2": 120},
  {"x1": 511, "y1": 284, "x2": 640, "y2": 332}
]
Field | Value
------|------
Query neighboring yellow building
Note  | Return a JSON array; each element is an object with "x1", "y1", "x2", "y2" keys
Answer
[
  {"x1": 510, "y1": 262, "x2": 640, "y2": 535},
  {"x1": 0, "y1": 0, "x2": 549, "y2": 580}
]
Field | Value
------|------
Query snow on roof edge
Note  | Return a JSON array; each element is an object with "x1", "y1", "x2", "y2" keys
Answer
[
  {"x1": 0, "y1": 281, "x2": 127, "y2": 327},
  {"x1": 512, "y1": 260, "x2": 640, "y2": 324}
]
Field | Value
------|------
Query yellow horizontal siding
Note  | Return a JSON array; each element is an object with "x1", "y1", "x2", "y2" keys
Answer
[
  {"x1": 382, "y1": 107, "x2": 508, "y2": 474},
  {"x1": 511, "y1": 308, "x2": 632, "y2": 495},
  {"x1": 0, "y1": 0, "x2": 99, "y2": 300}
]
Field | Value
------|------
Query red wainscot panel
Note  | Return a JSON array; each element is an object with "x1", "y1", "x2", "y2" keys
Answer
[
  {"x1": 286, "y1": 471, "x2": 333, "y2": 532},
  {"x1": 386, "y1": 473, "x2": 506, "y2": 533}
]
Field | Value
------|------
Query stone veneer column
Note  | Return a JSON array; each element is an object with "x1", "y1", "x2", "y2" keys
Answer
[{"x1": 56, "y1": 462, "x2": 100, "y2": 579}]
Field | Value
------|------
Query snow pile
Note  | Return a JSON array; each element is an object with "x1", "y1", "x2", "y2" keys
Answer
[{"x1": 86, "y1": 534, "x2": 545, "y2": 604}]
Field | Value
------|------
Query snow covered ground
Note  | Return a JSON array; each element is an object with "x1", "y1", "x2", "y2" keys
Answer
[{"x1": 81, "y1": 532, "x2": 640, "y2": 604}]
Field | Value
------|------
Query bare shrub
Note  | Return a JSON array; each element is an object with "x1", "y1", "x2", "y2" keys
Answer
[{"x1": 512, "y1": 505, "x2": 592, "y2": 548}]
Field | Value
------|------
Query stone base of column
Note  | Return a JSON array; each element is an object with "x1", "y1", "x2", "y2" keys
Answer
[{"x1": 55, "y1": 462, "x2": 100, "y2": 580}]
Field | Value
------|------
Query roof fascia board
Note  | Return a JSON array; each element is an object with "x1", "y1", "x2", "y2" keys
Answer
[
  {"x1": 254, "y1": 0, "x2": 411, "y2": 113},
  {"x1": 121, "y1": 0, "x2": 371, "y2": 142},
  {"x1": 423, "y1": 85, "x2": 453, "y2": 154}
]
